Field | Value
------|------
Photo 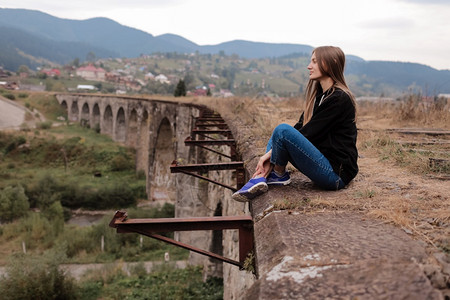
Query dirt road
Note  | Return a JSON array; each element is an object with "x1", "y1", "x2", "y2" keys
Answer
[{"x1": 0, "y1": 97, "x2": 26, "y2": 129}]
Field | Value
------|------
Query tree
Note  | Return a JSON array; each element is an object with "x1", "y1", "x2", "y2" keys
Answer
[
  {"x1": 17, "y1": 65, "x2": 29, "y2": 74},
  {"x1": 183, "y1": 73, "x2": 195, "y2": 90},
  {"x1": 174, "y1": 80, "x2": 187, "y2": 97},
  {"x1": 0, "y1": 185, "x2": 30, "y2": 222},
  {"x1": 86, "y1": 51, "x2": 96, "y2": 62},
  {"x1": 72, "y1": 58, "x2": 80, "y2": 67}
]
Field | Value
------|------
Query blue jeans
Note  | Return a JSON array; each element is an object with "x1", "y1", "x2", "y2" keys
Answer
[{"x1": 267, "y1": 123, "x2": 345, "y2": 190}]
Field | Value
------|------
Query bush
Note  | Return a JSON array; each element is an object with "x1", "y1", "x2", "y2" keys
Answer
[
  {"x1": 21, "y1": 213, "x2": 55, "y2": 249},
  {"x1": 97, "y1": 183, "x2": 136, "y2": 209},
  {"x1": 0, "y1": 247, "x2": 79, "y2": 300},
  {"x1": 59, "y1": 181, "x2": 136, "y2": 210},
  {"x1": 110, "y1": 154, "x2": 133, "y2": 171},
  {"x1": 3, "y1": 93, "x2": 15, "y2": 100},
  {"x1": 26, "y1": 173, "x2": 61, "y2": 209},
  {"x1": 36, "y1": 121, "x2": 53, "y2": 130},
  {"x1": 4, "y1": 136, "x2": 26, "y2": 155},
  {"x1": 0, "y1": 185, "x2": 30, "y2": 222}
]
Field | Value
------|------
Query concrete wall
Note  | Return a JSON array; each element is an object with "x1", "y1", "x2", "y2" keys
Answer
[{"x1": 55, "y1": 94, "x2": 254, "y2": 299}]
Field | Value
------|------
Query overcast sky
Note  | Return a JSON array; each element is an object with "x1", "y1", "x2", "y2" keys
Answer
[{"x1": 2, "y1": 0, "x2": 450, "y2": 70}]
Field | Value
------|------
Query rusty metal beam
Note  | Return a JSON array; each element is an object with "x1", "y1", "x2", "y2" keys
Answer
[
  {"x1": 175, "y1": 169, "x2": 237, "y2": 191},
  {"x1": 170, "y1": 161, "x2": 244, "y2": 191},
  {"x1": 109, "y1": 211, "x2": 254, "y2": 268},
  {"x1": 185, "y1": 136, "x2": 236, "y2": 146},
  {"x1": 195, "y1": 124, "x2": 228, "y2": 129},
  {"x1": 170, "y1": 160, "x2": 244, "y2": 172},
  {"x1": 195, "y1": 121, "x2": 226, "y2": 126},
  {"x1": 196, "y1": 117, "x2": 225, "y2": 122},
  {"x1": 193, "y1": 144, "x2": 233, "y2": 159},
  {"x1": 191, "y1": 129, "x2": 232, "y2": 135}
]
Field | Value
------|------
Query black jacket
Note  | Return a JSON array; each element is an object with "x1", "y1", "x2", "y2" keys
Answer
[{"x1": 294, "y1": 87, "x2": 358, "y2": 184}]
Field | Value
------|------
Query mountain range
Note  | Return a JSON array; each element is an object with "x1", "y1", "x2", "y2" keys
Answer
[{"x1": 1, "y1": 8, "x2": 450, "y2": 95}]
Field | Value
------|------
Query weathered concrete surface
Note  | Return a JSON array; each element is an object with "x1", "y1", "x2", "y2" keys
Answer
[
  {"x1": 219, "y1": 113, "x2": 446, "y2": 299},
  {"x1": 244, "y1": 209, "x2": 440, "y2": 299},
  {"x1": 234, "y1": 169, "x2": 445, "y2": 300}
]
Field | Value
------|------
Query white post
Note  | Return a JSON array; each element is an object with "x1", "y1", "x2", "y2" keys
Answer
[
  {"x1": 22, "y1": 241, "x2": 26, "y2": 254},
  {"x1": 101, "y1": 235, "x2": 105, "y2": 252}
]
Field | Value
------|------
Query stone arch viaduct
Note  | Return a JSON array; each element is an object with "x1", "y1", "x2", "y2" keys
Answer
[
  {"x1": 55, "y1": 94, "x2": 444, "y2": 300},
  {"x1": 55, "y1": 93, "x2": 254, "y2": 299}
]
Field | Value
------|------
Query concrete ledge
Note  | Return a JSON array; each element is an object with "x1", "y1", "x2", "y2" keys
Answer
[{"x1": 244, "y1": 210, "x2": 441, "y2": 299}]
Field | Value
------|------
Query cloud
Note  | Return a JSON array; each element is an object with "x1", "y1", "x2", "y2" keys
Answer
[
  {"x1": 398, "y1": 0, "x2": 450, "y2": 4},
  {"x1": 359, "y1": 17, "x2": 415, "y2": 30}
]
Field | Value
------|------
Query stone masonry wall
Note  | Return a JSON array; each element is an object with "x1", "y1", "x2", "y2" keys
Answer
[{"x1": 55, "y1": 94, "x2": 254, "y2": 300}]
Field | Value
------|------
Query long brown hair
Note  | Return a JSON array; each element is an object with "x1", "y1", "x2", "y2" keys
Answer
[{"x1": 303, "y1": 46, "x2": 355, "y2": 124}]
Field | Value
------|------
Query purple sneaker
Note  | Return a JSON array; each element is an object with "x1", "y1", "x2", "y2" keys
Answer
[
  {"x1": 232, "y1": 177, "x2": 268, "y2": 202},
  {"x1": 267, "y1": 170, "x2": 291, "y2": 185}
]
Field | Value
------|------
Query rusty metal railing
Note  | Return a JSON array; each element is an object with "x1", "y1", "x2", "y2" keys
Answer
[{"x1": 109, "y1": 211, "x2": 254, "y2": 268}]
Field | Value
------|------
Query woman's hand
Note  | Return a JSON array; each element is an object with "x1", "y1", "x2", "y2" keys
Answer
[{"x1": 253, "y1": 150, "x2": 272, "y2": 178}]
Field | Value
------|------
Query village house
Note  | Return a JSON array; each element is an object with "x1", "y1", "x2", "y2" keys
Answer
[
  {"x1": 216, "y1": 89, "x2": 234, "y2": 98},
  {"x1": 167, "y1": 75, "x2": 179, "y2": 84},
  {"x1": 77, "y1": 85, "x2": 96, "y2": 91},
  {"x1": 105, "y1": 71, "x2": 142, "y2": 92},
  {"x1": 144, "y1": 72, "x2": 155, "y2": 80},
  {"x1": 76, "y1": 64, "x2": 106, "y2": 81},
  {"x1": 0, "y1": 81, "x2": 19, "y2": 90},
  {"x1": 41, "y1": 68, "x2": 61, "y2": 77},
  {"x1": 0, "y1": 67, "x2": 9, "y2": 78},
  {"x1": 155, "y1": 74, "x2": 170, "y2": 84}
]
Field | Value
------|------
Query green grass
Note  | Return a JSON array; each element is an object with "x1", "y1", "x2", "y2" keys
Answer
[
  {"x1": 0, "y1": 247, "x2": 207, "y2": 300},
  {"x1": 78, "y1": 265, "x2": 223, "y2": 300},
  {"x1": 0, "y1": 121, "x2": 171, "y2": 264}
]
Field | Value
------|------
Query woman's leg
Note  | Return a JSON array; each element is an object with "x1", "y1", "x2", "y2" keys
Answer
[{"x1": 269, "y1": 123, "x2": 345, "y2": 190}]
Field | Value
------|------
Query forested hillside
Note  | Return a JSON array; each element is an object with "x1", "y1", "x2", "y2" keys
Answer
[{"x1": 1, "y1": 8, "x2": 449, "y2": 96}]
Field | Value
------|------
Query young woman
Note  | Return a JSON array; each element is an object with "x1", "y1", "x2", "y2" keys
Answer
[{"x1": 232, "y1": 46, "x2": 358, "y2": 202}]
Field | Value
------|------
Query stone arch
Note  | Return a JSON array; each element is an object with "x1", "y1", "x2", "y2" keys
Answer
[
  {"x1": 115, "y1": 107, "x2": 126, "y2": 142},
  {"x1": 92, "y1": 103, "x2": 100, "y2": 132},
  {"x1": 103, "y1": 105, "x2": 113, "y2": 135},
  {"x1": 137, "y1": 110, "x2": 150, "y2": 180},
  {"x1": 81, "y1": 102, "x2": 90, "y2": 127},
  {"x1": 60, "y1": 101, "x2": 68, "y2": 119},
  {"x1": 151, "y1": 117, "x2": 176, "y2": 203},
  {"x1": 70, "y1": 101, "x2": 79, "y2": 122},
  {"x1": 127, "y1": 109, "x2": 138, "y2": 148}
]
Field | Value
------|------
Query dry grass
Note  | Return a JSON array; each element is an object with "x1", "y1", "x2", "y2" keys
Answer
[{"x1": 187, "y1": 94, "x2": 449, "y2": 252}]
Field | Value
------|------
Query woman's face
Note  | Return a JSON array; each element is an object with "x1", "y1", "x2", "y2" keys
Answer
[{"x1": 307, "y1": 52, "x2": 325, "y2": 81}]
